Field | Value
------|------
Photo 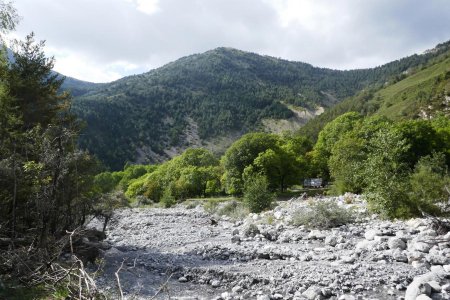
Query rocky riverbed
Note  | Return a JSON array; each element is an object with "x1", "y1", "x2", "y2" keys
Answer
[{"x1": 87, "y1": 196, "x2": 450, "y2": 300}]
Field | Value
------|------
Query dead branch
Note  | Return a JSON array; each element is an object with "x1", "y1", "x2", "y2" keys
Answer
[
  {"x1": 150, "y1": 273, "x2": 173, "y2": 299},
  {"x1": 115, "y1": 258, "x2": 126, "y2": 300}
]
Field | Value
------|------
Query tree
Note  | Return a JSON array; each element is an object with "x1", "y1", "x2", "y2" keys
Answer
[
  {"x1": 362, "y1": 128, "x2": 411, "y2": 218},
  {"x1": 221, "y1": 132, "x2": 280, "y2": 194},
  {"x1": 243, "y1": 174, "x2": 274, "y2": 213},
  {"x1": 312, "y1": 112, "x2": 363, "y2": 179},
  {"x1": 409, "y1": 152, "x2": 450, "y2": 215},
  {"x1": 8, "y1": 32, "x2": 68, "y2": 129}
]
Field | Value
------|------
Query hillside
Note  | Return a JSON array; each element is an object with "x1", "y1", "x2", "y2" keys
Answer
[
  {"x1": 299, "y1": 41, "x2": 450, "y2": 140},
  {"x1": 71, "y1": 45, "x2": 449, "y2": 170}
]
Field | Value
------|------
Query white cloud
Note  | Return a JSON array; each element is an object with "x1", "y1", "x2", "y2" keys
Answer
[
  {"x1": 8, "y1": 0, "x2": 450, "y2": 82},
  {"x1": 125, "y1": 0, "x2": 160, "y2": 15}
]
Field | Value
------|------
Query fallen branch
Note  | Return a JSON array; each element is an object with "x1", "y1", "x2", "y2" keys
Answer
[
  {"x1": 115, "y1": 258, "x2": 126, "y2": 300},
  {"x1": 150, "y1": 273, "x2": 173, "y2": 299}
]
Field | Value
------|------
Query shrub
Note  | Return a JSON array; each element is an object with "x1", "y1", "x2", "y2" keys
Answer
[
  {"x1": 217, "y1": 200, "x2": 249, "y2": 220},
  {"x1": 161, "y1": 187, "x2": 176, "y2": 208},
  {"x1": 292, "y1": 200, "x2": 354, "y2": 229},
  {"x1": 203, "y1": 198, "x2": 220, "y2": 214},
  {"x1": 409, "y1": 152, "x2": 450, "y2": 216},
  {"x1": 243, "y1": 175, "x2": 274, "y2": 213}
]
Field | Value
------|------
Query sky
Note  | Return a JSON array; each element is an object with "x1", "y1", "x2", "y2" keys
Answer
[{"x1": 8, "y1": 0, "x2": 450, "y2": 83}]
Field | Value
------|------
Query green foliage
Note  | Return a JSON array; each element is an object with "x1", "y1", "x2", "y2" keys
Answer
[
  {"x1": 243, "y1": 174, "x2": 274, "y2": 213},
  {"x1": 222, "y1": 132, "x2": 311, "y2": 194},
  {"x1": 93, "y1": 171, "x2": 123, "y2": 194},
  {"x1": 161, "y1": 186, "x2": 177, "y2": 208},
  {"x1": 222, "y1": 132, "x2": 279, "y2": 194},
  {"x1": 312, "y1": 112, "x2": 363, "y2": 179},
  {"x1": 124, "y1": 148, "x2": 222, "y2": 203},
  {"x1": 409, "y1": 152, "x2": 450, "y2": 215},
  {"x1": 292, "y1": 200, "x2": 354, "y2": 229}
]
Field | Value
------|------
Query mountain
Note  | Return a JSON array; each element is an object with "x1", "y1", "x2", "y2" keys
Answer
[
  {"x1": 61, "y1": 76, "x2": 105, "y2": 97},
  {"x1": 299, "y1": 41, "x2": 450, "y2": 140},
  {"x1": 70, "y1": 44, "x2": 450, "y2": 170}
]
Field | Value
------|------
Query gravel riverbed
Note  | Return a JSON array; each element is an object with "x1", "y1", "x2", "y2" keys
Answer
[{"x1": 87, "y1": 196, "x2": 450, "y2": 300}]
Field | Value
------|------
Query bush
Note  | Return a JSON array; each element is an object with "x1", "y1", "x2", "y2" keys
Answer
[
  {"x1": 217, "y1": 200, "x2": 249, "y2": 220},
  {"x1": 409, "y1": 152, "x2": 450, "y2": 216},
  {"x1": 292, "y1": 200, "x2": 354, "y2": 229},
  {"x1": 161, "y1": 187, "x2": 176, "y2": 208},
  {"x1": 203, "y1": 198, "x2": 220, "y2": 214},
  {"x1": 243, "y1": 175, "x2": 274, "y2": 213}
]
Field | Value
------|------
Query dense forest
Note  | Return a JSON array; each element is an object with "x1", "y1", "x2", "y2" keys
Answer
[{"x1": 72, "y1": 44, "x2": 450, "y2": 170}]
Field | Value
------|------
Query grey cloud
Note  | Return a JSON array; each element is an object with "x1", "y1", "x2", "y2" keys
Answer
[{"x1": 12, "y1": 0, "x2": 450, "y2": 81}]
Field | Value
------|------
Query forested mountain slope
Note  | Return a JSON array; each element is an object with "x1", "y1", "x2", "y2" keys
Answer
[
  {"x1": 70, "y1": 44, "x2": 450, "y2": 170},
  {"x1": 299, "y1": 41, "x2": 450, "y2": 140}
]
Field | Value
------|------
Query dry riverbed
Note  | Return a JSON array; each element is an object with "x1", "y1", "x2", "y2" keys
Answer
[{"x1": 87, "y1": 196, "x2": 450, "y2": 300}]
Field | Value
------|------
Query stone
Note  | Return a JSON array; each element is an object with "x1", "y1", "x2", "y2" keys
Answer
[
  {"x1": 308, "y1": 230, "x2": 325, "y2": 240},
  {"x1": 389, "y1": 237, "x2": 407, "y2": 250},
  {"x1": 302, "y1": 286, "x2": 322, "y2": 300},
  {"x1": 427, "y1": 281, "x2": 441, "y2": 293},
  {"x1": 393, "y1": 249, "x2": 409, "y2": 263},
  {"x1": 243, "y1": 223, "x2": 260, "y2": 237},
  {"x1": 442, "y1": 283, "x2": 450, "y2": 292},
  {"x1": 409, "y1": 241, "x2": 433, "y2": 253},
  {"x1": 416, "y1": 295, "x2": 432, "y2": 300},
  {"x1": 365, "y1": 229, "x2": 381, "y2": 241},
  {"x1": 211, "y1": 279, "x2": 221, "y2": 288},
  {"x1": 178, "y1": 276, "x2": 188, "y2": 283},
  {"x1": 405, "y1": 267, "x2": 448, "y2": 300},
  {"x1": 341, "y1": 255, "x2": 356, "y2": 264},
  {"x1": 426, "y1": 253, "x2": 450, "y2": 265},
  {"x1": 232, "y1": 228, "x2": 239, "y2": 236},
  {"x1": 231, "y1": 235, "x2": 241, "y2": 244},
  {"x1": 418, "y1": 283, "x2": 432, "y2": 296},
  {"x1": 325, "y1": 235, "x2": 338, "y2": 247},
  {"x1": 232, "y1": 286, "x2": 243, "y2": 293},
  {"x1": 274, "y1": 211, "x2": 283, "y2": 219},
  {"x1": 256, "y1": 295, "x2": 270, "y2": 300}
]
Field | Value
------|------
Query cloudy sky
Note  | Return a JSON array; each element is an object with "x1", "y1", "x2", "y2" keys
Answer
[{"x1": 9, "y1": 0, "x2": 450, "y2": 83}]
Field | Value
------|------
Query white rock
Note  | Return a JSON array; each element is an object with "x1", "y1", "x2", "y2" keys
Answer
[
  {"x1": 341, "y1": 255, "x2": 356, "y2": 264},
  {"x1": 427, "y1": 280, "x2": 441, "y2": 293},
  {"x1": 308, "y1": 230, "x2": 325, "y2": 240},
  {"x1": 415, "y1": 295, "x2": 432, "y2": 300},
  {"x1": 405, "y1": 267, "x2": 448, "y2": 300},
  {"x1": 211, "y1": 279, "x2": 221, "y2": 288},
  {"x1": 325, "y1": 235, "x2": 338, "y2": 247},
  {"x1": 274, "y1": 211, "x2": 283, "y2": 219},
  {"x1": 426, "y1": 253, "x2": 450, "y2": 265},
  {"x1": 388, "y1": 237, "x2": 407, "y2": 250},
  {"x1": 409, "y1": 240, "x2": 433, "y2": 253},
  {"x1": 365, "y1": 229, "x2": 381, "y2": 241},
  {"x1": 302, "y1": 286, "x2": 322, "y2": 300}
]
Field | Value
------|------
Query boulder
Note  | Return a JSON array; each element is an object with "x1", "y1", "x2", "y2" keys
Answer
[
  {"x1": 405, "y1": 266, "x2": 448, "y2": 300},
  {"x1": 365, "y1": 229, "x2": 381, "y2": 241},
  {"x1": 388, "y1": 237, "x2": 407, "y2": 250}
]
